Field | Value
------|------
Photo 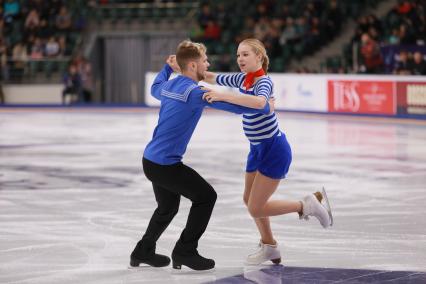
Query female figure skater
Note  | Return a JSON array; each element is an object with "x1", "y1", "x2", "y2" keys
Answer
[{"x1": 203, "y1": 38, "x2": 333, "y2": 265}]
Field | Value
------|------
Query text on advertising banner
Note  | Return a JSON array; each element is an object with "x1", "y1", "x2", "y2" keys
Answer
[{"x1": 328, "y1": 80, "x2": 395, "y2": 115}]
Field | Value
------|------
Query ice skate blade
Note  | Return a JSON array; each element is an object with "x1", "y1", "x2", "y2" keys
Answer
[
  {"x1": 322, "y1": 187, "x2": 333, "y2": 227},
  {"x1": 244, "y1": 258, "x2": 281, "y2": 266},
  {"x1": 171, "y1": 265, "x2": 216, "y2": 274},
  {"x1": 127, "y1": 263, "x2": 161, "y2": 269}
]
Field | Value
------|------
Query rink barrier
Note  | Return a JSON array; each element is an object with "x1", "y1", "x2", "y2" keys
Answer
[
  {"x1": 1, "y1": 74, "x2": 425, "y2": 120},
  {"x1": 144, "y1": 73, "x2": 426, "y2": 119}
]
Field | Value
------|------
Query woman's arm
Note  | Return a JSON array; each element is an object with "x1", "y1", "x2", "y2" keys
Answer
[
  {"x1": 203, "y1": 71, "x2": 217, "y2": 85},
  {"x1": 202, "y1": 89, "x2": 267, "y2": 109}
]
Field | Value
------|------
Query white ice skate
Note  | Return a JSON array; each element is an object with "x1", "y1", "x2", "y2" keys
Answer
[
  {"x1": 300, "y1": 187, "x2": 333, "y2": 228},
  {"x1": 245, "y1": 241, "x2": 281, "y2": 266}
]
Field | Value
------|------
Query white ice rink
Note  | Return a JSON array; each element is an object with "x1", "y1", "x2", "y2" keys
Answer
[{"x1": 1, "y1": 108, "x2": 425, "y2": 283}]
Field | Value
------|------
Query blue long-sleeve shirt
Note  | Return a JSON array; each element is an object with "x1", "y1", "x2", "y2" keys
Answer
[{"x1": 143, "y1": 64, "x2": 271, "y2": 165}]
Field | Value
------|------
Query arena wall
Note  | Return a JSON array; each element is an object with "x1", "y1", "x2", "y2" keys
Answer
[{"x1": 3, "y1": 84, "x2": 63, "y2": 104}]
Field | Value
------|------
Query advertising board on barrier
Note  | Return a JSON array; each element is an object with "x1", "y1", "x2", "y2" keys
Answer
[
  {"x1": 269, "y1": 74, "x2": 327, "y2": 112},
  {"x1": 396, "y1": 82, "x2": 426, "y2": 115},
  {"x1": 328, "y1": 80, "x2": 395, "y2": 115},
  {"x1": 145, "y1": 72, "x2": 329, "y2": 112}
]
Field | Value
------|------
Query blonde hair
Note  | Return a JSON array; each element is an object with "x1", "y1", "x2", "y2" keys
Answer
[
  {"x1": 240, "y1": 38, "x2": 269, "y2": 73},
  {"x1": 176, "y1": 40, "x2": 207, "y2": 71}
]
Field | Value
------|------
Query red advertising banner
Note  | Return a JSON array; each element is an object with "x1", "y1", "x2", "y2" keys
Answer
[
  {"x1": 396, "y1": 82, "x2": 426, "y2": 115},
  {"x1": 328, "y1": 80, "x2": 395, "y2": 115}
]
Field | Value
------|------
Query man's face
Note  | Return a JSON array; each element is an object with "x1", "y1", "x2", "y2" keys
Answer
[{"x1": 195, "y1": 52, "x2": 210, "y2": 81}]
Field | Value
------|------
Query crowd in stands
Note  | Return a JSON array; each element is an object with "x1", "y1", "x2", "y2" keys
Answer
[
  {"x1": 192, "y1": 0, "x2": 426, "y2": 75},
  {"x1": 350, "y1": 0, "x2": 426, "y2": 75},
  {"x1": 193, "y1": 0, "x2": 344, "y2": 72},
  {"x1": 0, "y1": 0, "x2": 86, "y2": 81}
]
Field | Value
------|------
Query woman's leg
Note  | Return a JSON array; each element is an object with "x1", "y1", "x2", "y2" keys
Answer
[
  {"x1": 247, "y1": 171, "x2": 302, "y2": 218},
  {"x1": 244, "y1": 172, "x2": 275, "y2": 245}
]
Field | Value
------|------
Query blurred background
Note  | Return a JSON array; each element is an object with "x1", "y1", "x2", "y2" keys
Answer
[{"x1": 0, "y1": 0, "x2": 424, "y2": 118}]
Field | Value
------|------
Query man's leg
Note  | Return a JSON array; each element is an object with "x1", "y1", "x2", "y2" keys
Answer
[
  {"x1": 168, "y1": 163, "x2": 217, "y2": 270},
  {"x1": 141, "y1": 158, "x2": 217, "y2": 270},
  {"x1": 130, "y1": 183, "x2": 179, "y2": 267},
  {"x1": 141, "y1": 183, "x2": 181, "y2": 244}
]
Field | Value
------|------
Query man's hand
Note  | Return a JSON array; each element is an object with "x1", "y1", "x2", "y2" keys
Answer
[{"x1": 166, "y1": 55, "x2": 181, "y2": 73}]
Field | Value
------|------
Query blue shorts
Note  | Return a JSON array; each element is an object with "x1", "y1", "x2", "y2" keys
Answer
[{"x1": 246, "y1": 132, "x2": 292, "y2": 179}]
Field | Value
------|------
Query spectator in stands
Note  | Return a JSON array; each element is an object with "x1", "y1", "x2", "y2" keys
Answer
[
  {"x1": 396, "y1": 0, "x2": 413, "y2": 15},
  {"x1": 399, "y1": 24, "x2": 416, "y2": 45},
  {"x1": 57, "y1": 35, "x2": 68, "y2": 56},
  {"x1": 55, "y1": 6, "x2": 72, "y2": 32},
  {"x1": 37, "y1": 19, "x2": 54, "y2": 39},
  {"x1": 275, "y1": 3, "x2": 290, "y2": 20},
  {"x1": 263, "y1": 26, "x2": 281, "y2": 58},
  {"x1": 62, "y1": 64, "x2": 82, "y2": 104},
  {"x1": 44, "y1": 36, "x2": 60, "y2": 57},
  {"x1": 366, "y1": 14, "x2": 382, "y2": 36},
  {"x1": 280, "y1": 17, "x2": 298, "y2": 45},
  {"x1": 388, "y1": 28, "x2": 401, "y2": 45},
  {"x1": 393, "y1": 50, "x2": 411, "y2": 75},
  {"x1": 217, "y1": 54, "x2": 231, "y2": 72},
  {"x1": 203, "y1": 20, "x2": 221, "y2": 42},
  {"x1": 29, "y1": 37, "x2": 43, "y2": 59},
  {"x1": 24, "y1": 9, "x2": 40, "y2": 30},
  {"x1": 198, "y1": 3, "x2": 214, "y2": 30},
  {"x1": 47, "y1": 0, "x2": 63, "y2": 23},
  {"x1": 408, "y1": 51, "x2": 426, "y2": 75},
  {"x1": 12, "y1": 41, "x2": 27, "y2": 80},
  {"x1": 324, "y1": 0, "x2": 341, "y2": 40},
  {"x1": 0, "y1": 83, "x2": 4, "y2": 104},
  {"x1": 359, "y1": 33, "x2": 383, "y2": 74},
  {"x1": 254, "y1": 17, "x2": 270, "y2": 42},
  {"x1": 3, "y1": 0, "x2": 20, "y2": 23},
  {"x1": 254, "y1": 3, "x2": 268, "y2": 21},
  {"x1": 0, "y1": 37, "x2": 9, "y2": 80},
  {"x1": 216, "y1": 3, "x2": 229, "y2": 29},
  {"x1": 189, "y1": 22, "x2": 204, "y2": 42},
  {"x1": 77, "y1": 56, "x2": 93, "y2": 102},
  {"x1": 238, "y1": 17, "x2": 256, "y2": 42}
]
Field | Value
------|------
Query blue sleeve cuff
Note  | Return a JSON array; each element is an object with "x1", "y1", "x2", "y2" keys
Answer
[{"x1": 164, "y1": 64, "x2": 174, "y2": 74}]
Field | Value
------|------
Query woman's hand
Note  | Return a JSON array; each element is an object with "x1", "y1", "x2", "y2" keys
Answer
[{"x1": 166, "y1": 55, "x2": 181, "y2": 73}]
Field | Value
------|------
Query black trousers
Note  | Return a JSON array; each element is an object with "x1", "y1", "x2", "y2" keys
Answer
[{"x1": 140, "y1": 157, "x2": 217, "y2": 253}]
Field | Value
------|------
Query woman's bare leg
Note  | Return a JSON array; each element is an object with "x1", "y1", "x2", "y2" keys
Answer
[
  {"x1": 244, "y1": 172, "x2": 275, "y2": 245},
  {"x1": 248, "y1": 172, "x2": 302, "y2": 218}
]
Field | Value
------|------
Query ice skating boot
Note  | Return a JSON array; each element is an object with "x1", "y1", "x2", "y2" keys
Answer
[
  {"x1": 129, "y1": 240, "x2": 170, "y2": 268},
  {"x1": 245, "y1": 240, "x2": 281, "y2": 266},
  {"x1": 300, "y1": 187, "x2": 333, "y2": 228}
]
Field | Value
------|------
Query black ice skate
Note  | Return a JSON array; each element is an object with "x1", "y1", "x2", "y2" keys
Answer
[{"x1": 130, "y1": 240, "x2": 170, "y2": 268}]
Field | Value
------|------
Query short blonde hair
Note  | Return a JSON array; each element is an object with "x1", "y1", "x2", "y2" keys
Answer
[
  {"x1": 176, "y1": 40, "x2": 207, "y2": 71},
  {"x1": 240, "y1": 38, "x2": 269, "y2": 73}
]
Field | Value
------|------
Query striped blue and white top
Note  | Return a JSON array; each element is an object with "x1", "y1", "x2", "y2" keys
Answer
[{"x1": 216, "y1": 73, "x2": 280, "y2": 145}]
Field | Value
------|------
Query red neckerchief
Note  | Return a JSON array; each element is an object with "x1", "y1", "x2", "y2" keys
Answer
[{"x1": 243, "y1": 68, "x2": 265, "y2": 90}]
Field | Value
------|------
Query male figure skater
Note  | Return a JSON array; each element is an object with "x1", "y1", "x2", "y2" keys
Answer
[{"x1": 130, "y1": 40, "x2": 273, "y2": 271}]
